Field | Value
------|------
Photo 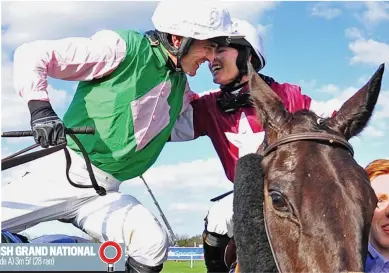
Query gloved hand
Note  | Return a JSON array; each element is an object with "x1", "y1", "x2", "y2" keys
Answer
[{"x1": 28, "y1": 100, "x2": 67, "y2": 148}]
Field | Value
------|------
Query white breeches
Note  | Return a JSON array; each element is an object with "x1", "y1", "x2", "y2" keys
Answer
[
  {"x1": 1, "y1": 148, "x2": 169, "y2": 267},
  {"x1": 206, "y1": 193, "x2": 234, "y2": 238}
]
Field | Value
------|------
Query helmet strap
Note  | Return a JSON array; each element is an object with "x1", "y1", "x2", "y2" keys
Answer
[
  {"x1": 221, "y1": 81, "x2": 247, "y2": 94},
  {"x1": 176, "y1": 37, "x2": 193, "y2": 72},
  {"x1": 217, "y1": 82, "x2": 251, "y2": 113},
  {"x1": 154, "y1": 30, "x2": 194, "y2": 73},
  {"x1": 236, "y1": 47, "x2": 251, "y2": 76},
  {"x1": 217, "y1": 74, "x2": 275, "y2": 114},
  {"x1": 145, "y1": 30, "x2": 176, "y2": 71}
]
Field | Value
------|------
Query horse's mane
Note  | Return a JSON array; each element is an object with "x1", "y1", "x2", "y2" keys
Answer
[{"x1": 233, "y1": 153, "x2": 278, "y2": 272}]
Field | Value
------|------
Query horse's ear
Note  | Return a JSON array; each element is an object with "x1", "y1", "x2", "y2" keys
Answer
[
  {"x1": 248, "y1": 62, "x2": 290, "y2": 132},
  {"x1": 326, "y1": 64, "x2": 385, "y2": 140}
]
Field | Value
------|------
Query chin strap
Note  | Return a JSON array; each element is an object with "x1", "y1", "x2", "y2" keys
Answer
[
  {"x1": 144, "y1": 30, "x2": 176, "y2": 72},
  {"x1": 217, "y1": 74, "x2": 275, "y2": 113},
  {"x1": 217, "y1": 82, "x2": 250, "y2": 113},
  {"x1": 145, "y1": 30, "x2": 193, "y2": 73}
]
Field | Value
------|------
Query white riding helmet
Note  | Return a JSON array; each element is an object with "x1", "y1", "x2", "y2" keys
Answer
[
  {"x1": 209, "y1": 18, "x2": 266, "y2": 88},
  {"x1": 151, "y1": 0, "x2": 244, "y2": 72},
  {"x1": 230, "y1": 18, "x2": 266, "y2": 71},
  {"x1": 152, "y1": 0, "x2": 243, "y2": 40}
]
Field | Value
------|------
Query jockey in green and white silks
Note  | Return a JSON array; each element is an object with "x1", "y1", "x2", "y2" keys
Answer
[{"x1": 3, "y1": 1, "x2": 243, "y2": 272}]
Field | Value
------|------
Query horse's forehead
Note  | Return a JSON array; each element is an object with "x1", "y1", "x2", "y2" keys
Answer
[
  {"x1": 264, "y1": 144, "x2": 337, "y2": 194},
  {"x1": 265, "y1": 147, "x2": 371, "y2": 199},
  {"x1": 266, "y1": 152, "x2": 298, "y2": 179},
  {"x1": 280, "y1": 111, "x2": 328, "y2": 135}
]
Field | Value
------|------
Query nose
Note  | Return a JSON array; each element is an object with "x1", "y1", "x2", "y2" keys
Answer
[{"x1": 205, "y1": 47, "x2": 216, "y2": 62}]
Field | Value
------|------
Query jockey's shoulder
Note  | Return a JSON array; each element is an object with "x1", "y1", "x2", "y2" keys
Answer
[
  {"x1": 259, "y1": 73, "x2": 301, "y2": 88},
  {"x1": 188, "y1": 88, "x2": 221, "y2": 107},
  {"x1": 258, "y1": 73, "x2": 304, "y2": 96},
  {"x1": 258, "y1": 73, "x2": 276, "y2": 86},
  {"x1": 197, "y1": 88, "x2": 221, "y2": 98}
]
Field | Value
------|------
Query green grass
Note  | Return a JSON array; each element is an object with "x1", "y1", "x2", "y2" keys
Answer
[{"x1": 161, "y1": 260, "x2": 206, "y2": 273}]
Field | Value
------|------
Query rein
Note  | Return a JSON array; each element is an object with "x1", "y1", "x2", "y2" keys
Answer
[{"x1": 1, "y1": 126, "x2": 107, "y2": 196}]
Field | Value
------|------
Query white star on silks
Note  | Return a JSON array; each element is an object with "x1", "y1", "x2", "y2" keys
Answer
[{"x1": 225, "y1": 112, "x2": 265, "y2": 158}]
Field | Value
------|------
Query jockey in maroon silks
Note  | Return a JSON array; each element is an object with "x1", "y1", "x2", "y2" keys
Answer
[{"x1": 170, "y1": 19, "x2": 336, "y2": 272}]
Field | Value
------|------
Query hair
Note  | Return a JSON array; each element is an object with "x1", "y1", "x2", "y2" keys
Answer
[{"x1": 365, "y1": 159, "x2": 389, "y2": 182}]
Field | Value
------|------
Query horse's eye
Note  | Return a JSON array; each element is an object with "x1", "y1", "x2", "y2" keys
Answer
[{"x1": 269, "y1": 191, "x2": 289, "y2": 212}]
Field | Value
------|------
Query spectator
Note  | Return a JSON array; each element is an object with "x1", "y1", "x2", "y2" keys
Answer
[{"x1": 365, "y1": 159, "x2": 389, "y2": 272}]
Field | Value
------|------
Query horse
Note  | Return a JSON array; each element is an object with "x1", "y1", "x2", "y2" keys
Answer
[{"x1": 233, "y1": 62, "x2": 385, "y2": 273}]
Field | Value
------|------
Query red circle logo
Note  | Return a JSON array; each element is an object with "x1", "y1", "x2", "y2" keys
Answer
[{"x1": 99, "y1": 241, "x2": 122, "y2": 264}]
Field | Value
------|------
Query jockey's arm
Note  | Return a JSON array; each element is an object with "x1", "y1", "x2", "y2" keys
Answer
[
  {"x1": 13, "y1": 30, "x2": 127, "y2": 103},
  {"x1": 169, "y1": 91, "x2": 210, "y2": 142}
]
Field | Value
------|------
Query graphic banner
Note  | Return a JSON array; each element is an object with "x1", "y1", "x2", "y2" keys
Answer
[
  {"x1": 0, "y1": 242, "x2": 125, "y2": 271},
  {"x1": 167, "y1": 247, "x2": 204, "y2": 260}
]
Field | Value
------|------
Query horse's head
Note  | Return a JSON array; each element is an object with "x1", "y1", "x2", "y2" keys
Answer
[{"x1": 246, "y1": 63, "x2": 385, "y2": 272}]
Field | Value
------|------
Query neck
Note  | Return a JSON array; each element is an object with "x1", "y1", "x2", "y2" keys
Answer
[
  {"x1": 370, "y1": 236, "x2": 389, "y2": 260},
  {"x1": 221, "y1": 74, "x2": 249, "y2": 91}
]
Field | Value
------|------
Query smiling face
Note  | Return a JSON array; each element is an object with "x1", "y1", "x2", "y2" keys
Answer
[
  {"x1": 370, "y1": 174, "x2": 389, "y2": 251},
  {"x1": 209, "y1": 46, "x2": 240, "y2": 85},
  {"x1": 179, "y1": 39, "x2": 218, "y2": 76}
]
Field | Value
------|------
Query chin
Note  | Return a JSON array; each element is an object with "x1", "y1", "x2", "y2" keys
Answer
[
  {"x1": 212, "y1": 75, "x2": 222, "y2": 85},
  {"x1": 377, "y1": 233, "x2": 389, "y2": 244},
  {"x1": 184, "y1": 67, "x2": 197, "y2": 77},
  {"x1": 216, "y1": 78, "x2": 229, "y2": 86},
  {"x1": 186, "y1": 71, "x2": 196, "y2": 77}
]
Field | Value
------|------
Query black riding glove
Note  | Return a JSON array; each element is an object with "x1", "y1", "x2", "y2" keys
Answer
[{"x1": 28, "y1": 100, "x2": 66, "y2": 148}]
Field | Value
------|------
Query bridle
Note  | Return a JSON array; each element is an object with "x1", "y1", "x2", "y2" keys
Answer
[
  {"x1": 260, "y1": 131, "x2": 354, "y2": 273},
  {"x1": 262, "y1": 132, "x2": 354, "y2": 157},
  {"x1": 210, "y1": 131, "x2": 355, "y2": 272}
]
